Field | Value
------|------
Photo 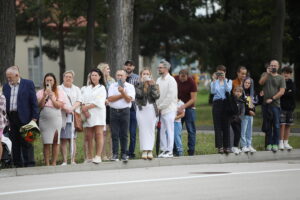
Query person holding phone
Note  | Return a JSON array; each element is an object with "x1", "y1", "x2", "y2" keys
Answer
[
  {"x1": 135, "y1": 68, "x2": 160, "y2": 159},
  {"x1": 259, "y1": 60, "x2": 286, "y2": 152},
  {"x1": 210, "y1": 65, "x2": 232, "y2": 154},
  {"x1": 107, "y1": 70, "x2": 135, "y2": 162},
  {"x1": 36, "y1": 73, "x2": 67, "y2": 166}
]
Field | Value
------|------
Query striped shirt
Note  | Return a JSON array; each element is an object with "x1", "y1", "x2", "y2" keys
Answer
[
  {"x1": 126, "y1": 73, "x2": 139, "y2": 86},
  {"x1": 9, "y1": 79, "x2": 21, "y2": 111}
]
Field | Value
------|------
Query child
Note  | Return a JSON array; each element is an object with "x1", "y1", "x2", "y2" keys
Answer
[
  {"x1": 174, "y1": 99, "x2": 185, "y2": 156},
  {"x1": 279, "y1": 66, "x2": 296, "y2": 150},
  {"x1": 231, "y1": 86, "x2": 245, "y2": 154},
  {"x1": 241, "y1": 78, "x2": 256, "y2": 153}
]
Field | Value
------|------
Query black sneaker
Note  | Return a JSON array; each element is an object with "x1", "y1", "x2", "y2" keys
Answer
[
  {"x1": 111, "y1": 154, "x2": 119, "y2": 161},
  {"x1": 121, "y1": 154, "x2": 128, "y2": 162}
]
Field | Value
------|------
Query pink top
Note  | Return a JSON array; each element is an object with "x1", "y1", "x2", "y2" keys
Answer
[{"x1": 36, "y1": 87, "x2": 67, "y2": 108}]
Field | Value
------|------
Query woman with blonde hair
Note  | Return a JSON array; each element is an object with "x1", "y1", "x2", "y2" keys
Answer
[
  {"x1": 59, "y1": 70, "x2": 82, "y2": 165},
  {"x1": 37, "y1": 73, "x2": 66, "y2": 166},
  {"x1": 97, "y1": 63, "x2": 115, "y2": 160},
  {"x1": 135, "y1": 68, "x2": 160, "y2": 159}
]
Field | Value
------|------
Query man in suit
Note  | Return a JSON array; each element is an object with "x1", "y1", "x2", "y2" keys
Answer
[{"x1": 3, "y1": 66, "x2": 39, "y2": 167}]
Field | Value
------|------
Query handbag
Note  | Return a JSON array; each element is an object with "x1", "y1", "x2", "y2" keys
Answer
[
  {"x1": 74, "y1": 111, "x2": 83, "y2": 132},
  {"x1": 62, "y1": 86, "x2": 83, "y2": 132}
]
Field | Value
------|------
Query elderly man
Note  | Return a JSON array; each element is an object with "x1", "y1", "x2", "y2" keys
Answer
[
  {"x1": 123, "y1": 60, "x2": 139, "y2": 159},
  {"x1": 259, "y1": 60, "x2": 285, "y2": 152},
  {"x1": 3, "y1": 66, "x2": 39, "y2": 167},
  {"x1": 156, "y1": 60, "x2": 178, "y2": 158},
  {"x1": 175, "y1": 69, "x2": 197, "y2": 156},
  {"x1": 108, "y1": 69, "x2": 135, "y2": 162}
]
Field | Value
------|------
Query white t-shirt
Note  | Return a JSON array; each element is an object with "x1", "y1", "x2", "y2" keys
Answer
[{"x1": 175, "y1": 100, "x2": 185, "y2": 122}]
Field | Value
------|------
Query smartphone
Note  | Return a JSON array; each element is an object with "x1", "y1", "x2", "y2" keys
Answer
[
  {"x1": 144, "y1": 75, "x2": 151, "y2": 81},
  {"x1": 271, "y1": 68, "x2": 277, "y2": 73},
  {"x1": 117, "y1": 79, "x2": 124, "y2": 88},
  {"x1": 216, "y1": 72, "x2": 223, "y2": 77},
  {"x1": 46, "y1": 83, "x2": 52, "y2": 91}
]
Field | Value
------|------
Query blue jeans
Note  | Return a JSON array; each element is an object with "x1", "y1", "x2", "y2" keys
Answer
[
  {"x1": 182, "y1": 108, "x2": 196, "y2": 155},
  {"x1": 241, "y1": 115, "x2": 253, "y2": 147},
  {"x1": 267, "y1": 106, "x2": 281, "y2": 145},
  {"x1": 128, "y1": 106, "x2": 137, "y2": 157},
  {"x1": 174, "y1": 121, "x2": 183, "y2": 154}
]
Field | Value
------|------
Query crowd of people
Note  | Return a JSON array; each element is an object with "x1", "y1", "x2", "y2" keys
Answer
[
  {"x1": 0, "y1": 58, "x2": 296, "y2": 168},
  {"x1": 211, "y1": 60, "x2": 296, "y2": 154}
]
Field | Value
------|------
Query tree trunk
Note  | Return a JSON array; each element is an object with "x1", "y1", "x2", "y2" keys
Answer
[
  {"x1": 106, "y1": 0, "x2": 135, "y2": 77},
  {"x1": 132, "y1": 0, "x2": 140, "y2": 74},
  {"x1": 84, "y1": 0, "x2": 96, "y2": 84},
  {"x1": 0, "y1": 0, "x2": 16, "y2": 84},
  {"x1": 58, "y1": 22, "x2": 66, "y2": 84},
  {"x1": 271, "y1": 0, "x2": 286, "y2": 62}
]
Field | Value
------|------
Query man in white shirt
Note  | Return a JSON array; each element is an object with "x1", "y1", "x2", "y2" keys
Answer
[
  {"x1": 108, "y1": 70, "x2": 135, "y2": 161},
  {"x1": 156, "y1": 60, "x2": 178, "y2": 158}
]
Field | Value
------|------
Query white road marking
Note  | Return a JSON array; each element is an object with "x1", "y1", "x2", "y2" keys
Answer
[{"x1": 0, "y1": 168, "x2": 299, "y2": 196}]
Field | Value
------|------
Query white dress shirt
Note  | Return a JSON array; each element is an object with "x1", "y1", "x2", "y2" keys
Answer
[
  {"x1": 156, "y1": 73, "x2": 178, "y2": 115},
  {"x1": 108, "y1": 82, "x2": 135, "y2": 109},
  {"x1": 9, "y1": 78, "x2": 21, "y2": 111}
]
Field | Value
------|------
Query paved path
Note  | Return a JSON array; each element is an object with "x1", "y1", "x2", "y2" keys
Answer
[{"x1": 0, "y1": 160, "x2": 299, "y2": 200}]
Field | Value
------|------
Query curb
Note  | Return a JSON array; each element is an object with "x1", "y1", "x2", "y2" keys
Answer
[{"x1": 1, "y1": 149, "x2": 299, "y2": 178}]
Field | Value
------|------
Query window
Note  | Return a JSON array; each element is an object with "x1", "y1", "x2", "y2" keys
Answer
[{"x1": 28, "y1": 48, "x2": 42, "y2": 87}]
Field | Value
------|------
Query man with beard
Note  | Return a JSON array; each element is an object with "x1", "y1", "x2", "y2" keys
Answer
[
  {"x1": 156, "y1": 60, "x2": 178, "y2": 158},
  {"x1": 123, "y1": 60, "x2": 139, "y2": 159}
]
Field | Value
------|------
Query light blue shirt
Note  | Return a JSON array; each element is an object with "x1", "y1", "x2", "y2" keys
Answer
[{"x1": 210, "y1": 79, "x2": 232, "y2": 101}]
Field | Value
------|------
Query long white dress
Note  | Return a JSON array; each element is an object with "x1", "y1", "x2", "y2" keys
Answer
[
  {"x1": 82, "y1": 84, "x2": 107, "y2": 127},
  {"x1": 136, "y1": 102, "x2": 158, "y2": 151}
]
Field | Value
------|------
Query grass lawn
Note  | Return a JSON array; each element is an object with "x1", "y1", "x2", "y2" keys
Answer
[
  {"x1": 196, "y1": 89, "x2": 300, "y2": 128},
  {"x1": 31, "y1": 89, "x2": 299, "y2": 166},
  {"x1": 33, "y1": 131, "x2": 300, "y2": 166}
]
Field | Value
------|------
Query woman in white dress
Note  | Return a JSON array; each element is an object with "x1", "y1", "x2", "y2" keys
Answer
[
  {"x1": 135, "y1": 68, "x2": 160, "y2": 160},
  {"x1": 97, "y1": 63, "x2": 115, "y2": 160},
  {"x1": 81, "y1": 68, "x2": 107, "y2": 163}
]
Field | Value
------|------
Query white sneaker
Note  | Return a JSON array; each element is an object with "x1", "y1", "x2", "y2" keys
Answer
[
  {"x1": 248, "y1": 146, "x2": 256, "y2": 153},
  {"x1": 231, "y1": 147, "x2": 240, "y2": 155},
  {"x1": 141, "y1": 151, "x2": 148, "y2": 160},
  {"x1": 92, "y1": 156, "x2": 102, "y2": 164},
  {"x1": 61, "y1": 162, "x2": 67, "y2": 166},
  {"x1": 242, "y1": 146, "x2": 249, "y2": 153},
  {"x1": 279, "y1": 140, "x2": 284, "y2": 150},
  {"x1": 284, "y1": 143, "x2": 293, "y2": 150},
  {"x1": 162, "y1": 151, "x2": 173, "y2": 158},
  {"x1": 158, "y1": 151, "x2": 166, "y2": 158}
]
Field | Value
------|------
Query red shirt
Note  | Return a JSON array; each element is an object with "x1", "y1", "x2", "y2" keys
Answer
[{"x1": 175, "y1": 76, "x2": 197, "y2": 108}]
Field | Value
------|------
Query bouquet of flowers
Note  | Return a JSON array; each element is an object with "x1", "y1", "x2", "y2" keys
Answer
[{"x1": 19, "y1": 120, "x2": 41, "y2": 143}]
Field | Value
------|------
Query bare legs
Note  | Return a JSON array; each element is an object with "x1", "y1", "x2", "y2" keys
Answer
[
  {"x1": 43, "y1": 131, "x2": 60, "y2": 166},
  {"x1": 61, "y1": 138, "x2": 77, "y2": 164},
  {"x1": 86, "y1": 126, "x2": 104, "y2": 159},
  {"x1": 280, "y1": 124, "x2": 291, "y2": 140}
]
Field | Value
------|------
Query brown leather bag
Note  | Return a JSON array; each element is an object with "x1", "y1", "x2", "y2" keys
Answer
[{"x1": 74, "y1": 112, "x2": 83, "y2": 132}]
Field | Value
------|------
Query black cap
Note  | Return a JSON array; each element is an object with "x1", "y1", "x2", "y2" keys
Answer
[{"x1": 124, "y1": 60, "x2": 134, "y2": 66}]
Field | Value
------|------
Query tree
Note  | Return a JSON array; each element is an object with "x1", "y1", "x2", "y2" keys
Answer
[
  {"x1": 0, "y1": 0, "x2": 16, "y2": 83},
  {"x1": 16, "y1": 0, "x2": 87, "y2": 83},
  {"x1": 106, "y1": 0, "x2": 135, "y2": 76},
  {"x1": 271, "y1": 0, "x2": 286, "y2": 62},
  {"x1": 83, "y1": 0, "x2": 96, "y2": 83}
]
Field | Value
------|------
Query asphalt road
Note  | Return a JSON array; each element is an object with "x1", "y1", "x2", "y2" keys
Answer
[{"x1": 1, "y1": 160, "x2": 300, "y2": 200}]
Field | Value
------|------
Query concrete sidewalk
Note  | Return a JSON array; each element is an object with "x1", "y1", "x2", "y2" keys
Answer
[{"x1": 1, "y1": 149, "x2": 299, "y2": 178}]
